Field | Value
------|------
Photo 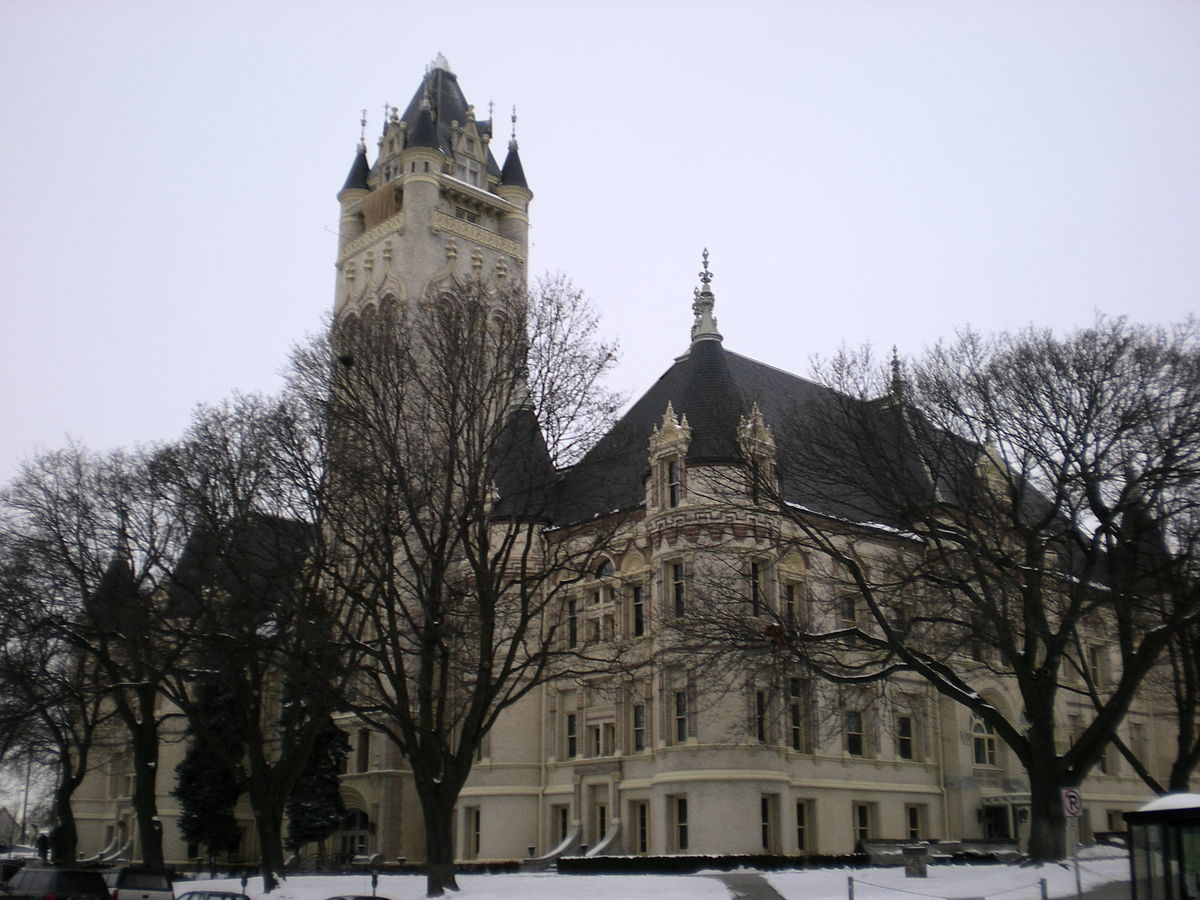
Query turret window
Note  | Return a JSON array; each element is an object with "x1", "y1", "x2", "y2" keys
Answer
[{"x1": 662, "y1": 457, "x2": 682, "y2": 507}]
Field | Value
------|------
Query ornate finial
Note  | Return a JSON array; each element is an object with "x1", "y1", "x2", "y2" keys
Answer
[
  {"x1": 690, "y1": 248, "x2": 722, "y2": 344},
  {"x1": 890, "y1": 346, "x2": 907, "y2": 399},
  {"x1": 509, "y1": 105, "x2": 519, "y2": 149},
  {"x1": 358, "y1": 109, "x2": 367, "y2": 150},
  {"x1": 488, "y1": 99, "x2": 495, "y2": 122}
]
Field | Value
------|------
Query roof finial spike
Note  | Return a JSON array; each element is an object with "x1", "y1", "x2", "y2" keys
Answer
[
  {"x1": 890, "y1": 345, "x2": 907, "y2": 399},
  {"x1": 509, "y1": 105, "x2": 519, "y2": 149},
  {"x1": 699, "y1": 247, "x2": 712, "y2": 286},
  {"x1": 358, "y1": 109, "x2": 368, "y2": 151},
  {"x1": 690, "y1": 248, "x2": 722, "y2": 344}
]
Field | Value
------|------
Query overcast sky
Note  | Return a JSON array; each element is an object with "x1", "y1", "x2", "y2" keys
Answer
[{"x1": 1, "y1": 0, "x2": 1197, "y2": 486}]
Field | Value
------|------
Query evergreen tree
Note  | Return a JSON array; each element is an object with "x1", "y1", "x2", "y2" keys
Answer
[
  {"x1": 285, "y1": 720, "x2": 349, "y2": 865},
  {"x1": 173, "y1": 677, "x2": 244, "y2": 860}
]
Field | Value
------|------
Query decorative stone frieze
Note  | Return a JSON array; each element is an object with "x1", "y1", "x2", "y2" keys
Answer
[{"x1": 431, "y1": 209, "x2": 524, "y2": 260}]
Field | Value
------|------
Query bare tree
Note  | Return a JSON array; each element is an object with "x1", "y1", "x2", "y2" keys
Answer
[
  {"x1": 290, "y1": 276, "x2": 621, "y2": 897},
  {"x1": 680, "y1": 318, "x2": 1199, "y2": 860},
  {"x1": 154, "y1": 393, "x2": 363, "y2": 889},
  {"x1": 0, "y1": 534, "x2": 116, "y2": 862},
  {"x1": 1, "y1": 445, "x2": 191, "y2": 870}
]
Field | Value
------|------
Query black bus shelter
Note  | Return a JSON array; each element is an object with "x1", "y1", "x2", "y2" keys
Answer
[{"x1": 1124, "y1": 793, "x2": 1200, "y2": 900}]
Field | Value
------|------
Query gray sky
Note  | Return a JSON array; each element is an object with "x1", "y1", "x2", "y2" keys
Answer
[{"x1": 2, "y1": 0, "x2": 1197, "y2": 486}]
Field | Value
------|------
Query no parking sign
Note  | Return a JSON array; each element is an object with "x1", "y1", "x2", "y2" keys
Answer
[{"x1": 1062, "y1": 788, "x2": 1083, "y2": 818}]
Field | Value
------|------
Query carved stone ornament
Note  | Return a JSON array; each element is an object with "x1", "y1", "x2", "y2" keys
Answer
[{"x1": 649, "y1": 402, "x2": 692, "y2": 456}]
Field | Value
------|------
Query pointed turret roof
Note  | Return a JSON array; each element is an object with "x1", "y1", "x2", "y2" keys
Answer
[
  {"x1": 500, "y1": 140, "x2": 529, "y2": 189},
  {"x1": 341, "y1": 144, "x2": 371, "y2": 192},
  {"x1": 397, "y1": 55, "x2": 502, "y2": 177}
]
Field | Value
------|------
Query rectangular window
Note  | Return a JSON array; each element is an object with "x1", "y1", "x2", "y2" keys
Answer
[
  {"x1": 853, "y1": 802, "x2": 872, "y2": 845},
  {"x1": 671, "y1": 563, "x2": 686, "y2": 617},
  {"x1": 785, "y1": 583, "x2": 798, "y2": 625},
  {"x1": 795, "y1": 800, "x2": 812, "y2": 853},
  {"x1": 846, "y1": 710, "x2": 864, "y2": 757},
  {"x1": 671, "y1": 796, "x2": 689, "y2": 852},
  {"x1": 755, "y1": 690, "x2": 767, "y2": 743},
  {"x1": 466, "y1": 806, "x2": 481, "y2": 858},
  {"x1": 973, "y1": 717, "x2": 997, "y2": 767},
  {"x1": 631, "y1": 800, "x2": 649, "y2": 854},
  {"x1": 674, "y1": 690, "x2": 689, "y2": 743},
  {"x1": 551, "y1": 805, "x2": 569, "y2": 844},
  {"x1": 356, "y1": 729, "x2": 370, "y2": 773},
  {"x1": 631, "y1": 585, "x2": 645, "y2": 636},
  {"x1": 589, "y1": 724, "x2": 601, "y2": 757},
  {"x1": 565, "y1": 713, "x2": 577, "y2": 759},
  {"x1": 905, "y1": 804, "x2": 923, "y2": 841},
  {"x1": 750, "y1": 562, "x2": 764, "y2": 615},
  {"x1": 1087, "y1": 646, "x2": 1104, "y2": 686},
  {"x1": 841, "y1": 593, "x2": 858, "y2": 626},
  {"x1": 567, "y1": 598, "x2": 578, "y2": 648},
  {"x1": 760, "y1": 795, "x2": 779, "y2": 852},
  {"x1": 632, "y1": 704, "x2": 646, "y2": 752},
  {"x1": 789, "y1": 679, "x2": 809, "y2": 752},
  {"x1": 665, "y1": 458, "x2": 682, "y2": 507},
  {"x1": 897, "y1": 715, "x2": 915, "y2": 760}
]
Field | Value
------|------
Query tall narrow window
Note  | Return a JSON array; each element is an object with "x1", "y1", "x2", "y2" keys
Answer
[
  {"x1": 853, "y1": 803, "x2": 872, "y2": 845},
  {"x1": 750, "y1": 562, "x2": 764, "y2": 615},
  {"x1": 466, "y1": 807, "x2": 481, "y2": 857},
  {"x1": 356, "y1": 729, "x2": 370, "y2": 773},
  {"x1": 845, "y1": 710, "x2": 864, "y2": 757},
  {"x1": 1087, "y1": 646, "x2": 1104, "y2": 686},
  {"x1": 674, "y1": 691, "x2": 689, "y2": 743},
  {"x1": 789, "y1": 679, "x2": 809, "y2": 752},
  {"x1": 632, "y1": 704, "x2": 646, "y2": 752},
  {"x1": 567, "y1": 598, "x2": 578, "y2": 648},
  {"x1": 897, "y1": 715, "x2": 915, "y2": 760},
  {"x1": 631, "y1": 585, "x2": 645, "y2": 636},
  {"x1": 905, "y1": 804, "x2": 923, "y2": 841},
  {"x1": 565, "y1": 713, "x2": 577, "y2": 759},
  {"x1": 796, "y1": 800, "x2": 811, "y2": 853},
  {"x1": 632, "y1": 801, "x2": 649, "y2": 854},
  {"x1": 755, "y1": 690, "x2": 767, "y2": 742},
  {"x1": 671, "y1": 563, "x2": 686, "y2": 617},
  {"x1": 785, "y1": 583, "x2": 798, "y2": 626},
  {"x1": 664, "y1": 458, "x2": 682, "y2": 507},
  {"x1": 672, "y1": 796, "x2": 689, "y2": 851},
  {"x1": 760, "y1": 795, "x2": 778, "y2": 851}
]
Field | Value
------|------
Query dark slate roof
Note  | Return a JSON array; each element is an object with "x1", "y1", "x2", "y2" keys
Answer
[
  {"x1": 399, "y1": 64, "x2": 501, "y2": 177},
  {"x1": 341, "y1": 146, "x2": 371, "y2": 192},
  {"x1": 548, "y1": 338, "x2": 947, "y2": 528},
  {"x1": 500, "y1": 143, "x2": 529, "y2": 190},
  {"x1": 491, "y1": 404, "x2": 557, "y2": 521},
  {"x1": 168, "y1": 514, "x2": 311, "y2": 621}
]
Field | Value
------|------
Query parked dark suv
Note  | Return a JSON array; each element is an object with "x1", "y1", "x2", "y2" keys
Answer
[
  {"x1": 1, "y1": 867, "x2": 109, "y2": 900},
  {"x1": 99, "y1": 868, "x2": 172, "y2": 900}
]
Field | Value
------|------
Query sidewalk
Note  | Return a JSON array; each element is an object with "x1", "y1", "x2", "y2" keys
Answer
[{"x1": 708, "y1": 872, "x2": 1132, "y2": 900}]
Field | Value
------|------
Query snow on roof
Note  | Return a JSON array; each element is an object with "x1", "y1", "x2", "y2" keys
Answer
[{"x1": 1138, "y1": 792, "x2": 1200, "y2": 812}]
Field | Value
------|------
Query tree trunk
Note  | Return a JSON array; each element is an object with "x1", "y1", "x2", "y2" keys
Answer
[
  {"x1": 420, "y1": 789, "x2": 460, "y2": 897},
  {"x1": 246, "y1": 781, "x2": 285, "y2": 892},
  {"x1": 1025, "y1": 754, "x2": 1069, "y2": 861},
  {"x1": 130, "y1": 719, "x2": 165, "y2": 870},
  {"x1": 49, "y1": 777, "x2": 78, "y2": 864}
]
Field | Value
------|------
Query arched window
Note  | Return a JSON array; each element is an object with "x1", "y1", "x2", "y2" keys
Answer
[
  {"x1": 972, "y1": 716, "x2": 998, "y2": 766},
  {"x1": 596, "y1": 559, "x2": 614, "y2": 579}
]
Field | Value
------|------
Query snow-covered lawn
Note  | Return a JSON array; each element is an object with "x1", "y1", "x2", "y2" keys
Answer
[{"x1": 178, "y1": 851, "x2": 1130, "y2": 900}]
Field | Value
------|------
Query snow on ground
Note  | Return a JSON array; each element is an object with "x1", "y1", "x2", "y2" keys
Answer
[{"x1": 179, "y1": 852, "x2": 1130, "y2": 900}]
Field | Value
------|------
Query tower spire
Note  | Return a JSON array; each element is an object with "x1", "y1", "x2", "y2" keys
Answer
[{"x1": 690, "y1": 248, "x2": 722, "y2": 344}]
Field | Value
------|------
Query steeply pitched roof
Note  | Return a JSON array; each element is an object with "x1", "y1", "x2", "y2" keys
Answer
[
  {"x1": 398, "y1": 59, "x2": 501, "y2": 177},
  {"x1": 341, "y1": 145, "x2": 371, "y2": 192},
  {"x1": 500, "y1": 142, "x2": 529, "y2": 190}
]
